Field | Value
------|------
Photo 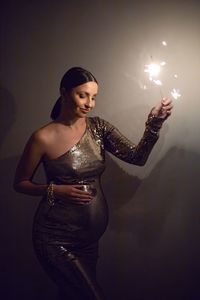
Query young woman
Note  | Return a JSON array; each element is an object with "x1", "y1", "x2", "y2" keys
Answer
[{"x1": 13, "y1": 67, "x2": 173, "y2": 300}]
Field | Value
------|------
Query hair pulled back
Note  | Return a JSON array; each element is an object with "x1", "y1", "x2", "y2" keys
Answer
[{"x1": 50, "y1": 67, "x2": 98, "y2": 120}]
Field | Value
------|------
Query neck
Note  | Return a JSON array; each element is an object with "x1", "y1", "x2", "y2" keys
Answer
[{"x1": 55, "y1": 110, "x2": 86, "y2": 128}]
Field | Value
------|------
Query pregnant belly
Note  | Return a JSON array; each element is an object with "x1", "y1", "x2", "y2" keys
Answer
[{"x1": 33, "y1": 185, "x2": 109, "y2": 245}]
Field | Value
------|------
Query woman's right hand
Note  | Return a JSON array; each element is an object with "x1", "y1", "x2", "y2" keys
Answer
[{"x1": 54, "y1": 184, "x2": 93, "y2": 204}]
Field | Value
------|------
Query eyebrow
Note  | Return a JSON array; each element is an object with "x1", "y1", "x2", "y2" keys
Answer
[{"x1": 79, "y1": 91, "x2": 97, "y2": 96}]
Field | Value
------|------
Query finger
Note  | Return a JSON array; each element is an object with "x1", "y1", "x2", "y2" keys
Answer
[
  {"x1": 162, "y1": 105, "x2": 173, "y2": 112},
  {"x1": 162, "y1": 96, "x2": 171, "y2": 102},
  {"x1": 162, "y1": 98, "x2": 172, "y2": 106},
  {"x1": 162, "y1": 107, "x2": 173, "y2": 113},
  {"x1": 162, "y1": 110, "x2": 172, "y2": 120},
  {"x1": 72, "y1": 185, "x2": 92, "y2": 193},
  {"x1": 162, "y1": 99, "x2": 173, "y2": 105},
  {"x1": 71, "y1": 191, "x2": 93, "y2": 199},
  {"x1": 72, "y1": 187, "x2": 93, "y2": 196},
  {"x1": 163, "y1": 109, "x2": 172, "y2": 115}
]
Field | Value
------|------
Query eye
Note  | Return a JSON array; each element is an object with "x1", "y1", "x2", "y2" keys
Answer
[{"x1": 79, "y1": 93, "x2": 86, "y2": 99}]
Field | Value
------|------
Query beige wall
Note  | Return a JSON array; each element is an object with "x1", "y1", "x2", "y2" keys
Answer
[{"x1": 1, "y1": 1, "x2": 200, "y2": 299}]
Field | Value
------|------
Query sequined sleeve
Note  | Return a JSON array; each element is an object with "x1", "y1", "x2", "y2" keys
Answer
[{"x1": 94, "y1": 112, "x2": 165, "y2": 166}]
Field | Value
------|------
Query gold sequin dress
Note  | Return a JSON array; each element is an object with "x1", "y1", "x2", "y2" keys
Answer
[{"x1": 32, "y1": 114, "x2": 163, "y2": 300}]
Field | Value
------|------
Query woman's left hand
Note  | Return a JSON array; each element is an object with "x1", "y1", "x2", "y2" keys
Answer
[{"x1": 151, "y1": 97, "x2": 173, "y2": 120}]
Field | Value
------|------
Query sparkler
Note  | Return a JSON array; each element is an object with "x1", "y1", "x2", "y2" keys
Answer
[
  {"x1": 144, "y1": 41, "x2": 181, "y2": 100},
  {"x1": 144, "y1": 63, "x2": 161, "y2": 78},
  {"x1": 144, "y1": 60, "x2": 165, "y2": 97}
]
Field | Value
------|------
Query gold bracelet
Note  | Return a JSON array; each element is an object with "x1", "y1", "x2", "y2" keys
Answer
[{"x1": 47, "y1": 181, "x2": 55, "y2": 206}]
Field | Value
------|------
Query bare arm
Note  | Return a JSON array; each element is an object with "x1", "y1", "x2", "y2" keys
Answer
[
  {"x1": 13, "y1": 131, "x2": 93, "y2": 201},
  {"x1": 13, "y1": 131, "x2": 48, "y2": 196}
]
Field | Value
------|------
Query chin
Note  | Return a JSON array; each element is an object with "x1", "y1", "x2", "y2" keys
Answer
[{"x1": 75, "y1": 112, "x2": 87, "y2": 118}]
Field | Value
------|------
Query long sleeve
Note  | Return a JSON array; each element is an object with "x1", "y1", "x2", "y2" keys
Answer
[{"x1": 95, "y1": 112, "x2": 165, "y2": 166}]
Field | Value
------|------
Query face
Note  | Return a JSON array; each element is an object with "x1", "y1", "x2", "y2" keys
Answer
[{"x1": 64, "y1": 81, "x2": 98, "y2": 117}]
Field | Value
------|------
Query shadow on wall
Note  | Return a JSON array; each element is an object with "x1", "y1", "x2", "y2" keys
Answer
[
  {"x1": 100, "y1": 147, "x2": 200, "y2": 300},
  {"x1": 0, "y1": 86, "x2": 16, "y2": 146}
]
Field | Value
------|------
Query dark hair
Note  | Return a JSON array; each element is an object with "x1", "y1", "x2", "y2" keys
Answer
[{"x1": 50, "y1": 67, "x2": 98, "y2": 120}]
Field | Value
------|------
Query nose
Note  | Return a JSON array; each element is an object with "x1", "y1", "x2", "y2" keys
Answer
[{"x1": 85, "y1": 97, "x2": 93, "y2": 108}]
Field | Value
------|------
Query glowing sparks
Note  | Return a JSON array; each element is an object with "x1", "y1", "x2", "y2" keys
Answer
[
  {"x1": 144, "y1": 61, "x2": 165, "y2": 88},
  {"x1": 144, "y1": 63, "x2": 161, "y2": 78},
  {"x1": 143, "y1": 40, "x2": 182, "y2": 100},
  {"x1": 171, "y1": 88, "x2": 181, "y2": 100},
  {"x1": 160, "y1": 61, "x2": 166, "y2": 66},
  {"x1": 153, "y1": 79, "x2": 162, "y2": 86},
  {"x1": 144, "y1": 61, "x2": 166, "y2": 80}
]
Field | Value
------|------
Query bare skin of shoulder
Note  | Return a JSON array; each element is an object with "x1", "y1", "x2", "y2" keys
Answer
[{"x1": 38, "y1": 120, "x2": 87, "y2": 161}]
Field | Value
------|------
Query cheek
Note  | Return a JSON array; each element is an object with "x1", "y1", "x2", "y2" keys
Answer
[{"x1": 71, "y1": 96, "x2": 82, "y2": 108}]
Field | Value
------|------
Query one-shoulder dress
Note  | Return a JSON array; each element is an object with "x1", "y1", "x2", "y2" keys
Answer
[{"x1": 32, "y1": 115, "x2": 163, "y2": 300}]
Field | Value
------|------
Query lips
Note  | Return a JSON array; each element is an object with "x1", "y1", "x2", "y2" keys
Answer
[{"x1": 80, "y1": 108, "x2": 90, "y2": 113}]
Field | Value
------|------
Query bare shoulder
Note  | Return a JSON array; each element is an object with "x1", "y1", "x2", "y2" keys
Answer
[
  {"x1": 32, "y1": 122, "x2": 56, "y2": 142},
  {"x1": 30, "y1": 121, "x2": 57, "y2": 147}
]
